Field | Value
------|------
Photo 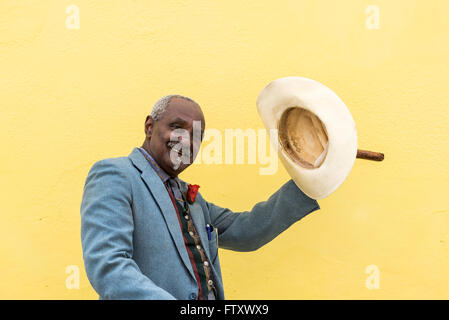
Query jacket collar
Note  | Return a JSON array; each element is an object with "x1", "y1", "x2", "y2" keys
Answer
[{"x1": 128, "y1": 147, "x2": 188, "y2": 193}]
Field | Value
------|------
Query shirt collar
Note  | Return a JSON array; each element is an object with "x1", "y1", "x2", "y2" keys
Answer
[{"x1": 138, "y1": 147, "x2": 180, "y2": 186}]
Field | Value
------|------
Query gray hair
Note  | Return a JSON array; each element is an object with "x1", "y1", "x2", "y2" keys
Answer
[{"x1": 150, "y1": 94, "x2": 198, "y2": 121}]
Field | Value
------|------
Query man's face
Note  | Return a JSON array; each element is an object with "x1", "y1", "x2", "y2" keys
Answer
[{"x1": 144, "y1": 97, "x2": 205, "y2": 177}]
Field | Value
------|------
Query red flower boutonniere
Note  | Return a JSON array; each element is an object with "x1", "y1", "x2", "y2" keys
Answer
[{"x1": 186, "y1": 184, "x2": 200, "y2": 204}]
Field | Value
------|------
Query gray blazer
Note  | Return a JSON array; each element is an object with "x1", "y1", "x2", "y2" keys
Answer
[{"x1": 80, "y1": 147, "x2": 320, "y2": 300}]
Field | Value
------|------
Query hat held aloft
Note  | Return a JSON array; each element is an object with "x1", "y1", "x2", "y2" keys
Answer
[{"x1": 257, "y1": 77, "x2": 384, "y2": 200}]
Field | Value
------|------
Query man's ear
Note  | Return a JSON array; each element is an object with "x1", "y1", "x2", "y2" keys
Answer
[{"x1": 145, "y1": 115, "x2": 153, "y2": 137}]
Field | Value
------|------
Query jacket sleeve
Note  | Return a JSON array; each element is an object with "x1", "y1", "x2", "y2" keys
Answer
[
  {"x1": 205, "y1": 179, "x2": 320, "y2": 252},
  {"x1": 80, "y1": 160, "x2": 176, "y2": 300}
]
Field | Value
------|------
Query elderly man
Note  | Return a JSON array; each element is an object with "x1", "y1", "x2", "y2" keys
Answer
[{"x1": 80, "y1": 95, "x2": 320, "y2": 300}]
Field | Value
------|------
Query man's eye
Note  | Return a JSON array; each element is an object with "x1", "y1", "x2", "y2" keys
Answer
[{"x1": 170, "y1": 124, "x2": 182, "y2": 129}]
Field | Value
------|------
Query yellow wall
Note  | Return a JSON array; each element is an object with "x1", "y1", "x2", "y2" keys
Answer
[{"x1": 1, "y1": 0, "x2": 448, "y2": 299}]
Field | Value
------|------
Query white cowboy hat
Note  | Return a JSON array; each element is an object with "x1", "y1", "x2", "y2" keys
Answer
[{"x1": 257, "y1": 76, "x2": 382, "y2": 200}]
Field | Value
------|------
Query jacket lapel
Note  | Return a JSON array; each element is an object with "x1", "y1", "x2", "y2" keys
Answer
[{"x1": 128, "y1": 147, "x2": 196, "y2": 281}]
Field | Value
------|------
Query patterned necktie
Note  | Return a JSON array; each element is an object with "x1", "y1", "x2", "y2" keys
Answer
[{"x1": 167, "y1": 178, "x2": 185, "y2": 206}]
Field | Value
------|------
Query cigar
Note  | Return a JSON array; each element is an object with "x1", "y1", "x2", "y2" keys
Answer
[{"x1": 356, "y1": 149, "x2": 384, "y2": 161}]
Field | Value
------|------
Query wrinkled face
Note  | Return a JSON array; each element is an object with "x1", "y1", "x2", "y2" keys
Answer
[{"x1": 145, "y1": 97, "x2": 205, "y2": 177}]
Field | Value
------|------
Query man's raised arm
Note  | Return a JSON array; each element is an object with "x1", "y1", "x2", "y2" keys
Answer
[{"x1": 205, "y1": 180, "x2": 320, "y2": 252}]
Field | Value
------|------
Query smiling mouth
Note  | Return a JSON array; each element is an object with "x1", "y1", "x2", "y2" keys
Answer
[{"x1": 167, "y1": 142, "x2": 183, "y2": 156}]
